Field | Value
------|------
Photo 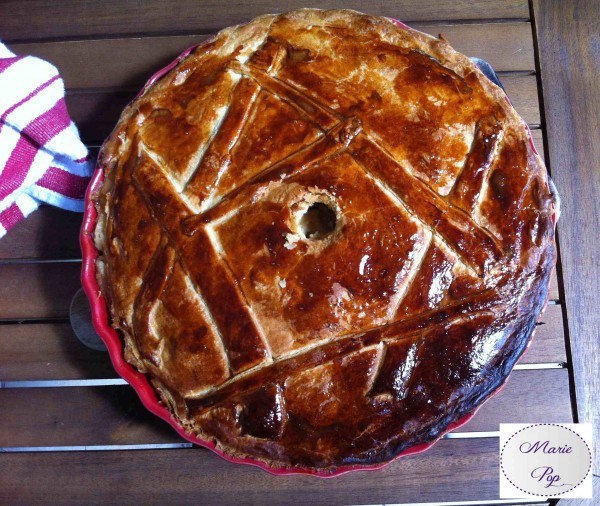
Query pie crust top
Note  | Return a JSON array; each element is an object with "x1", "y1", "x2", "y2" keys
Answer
[{"x1": 93, "y1": 9, "x2": 557, "y2": 472}]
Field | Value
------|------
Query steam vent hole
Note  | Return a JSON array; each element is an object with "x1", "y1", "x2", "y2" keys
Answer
[{"x1": 299, "y1": 202, "x2": 337, "y2": 239}]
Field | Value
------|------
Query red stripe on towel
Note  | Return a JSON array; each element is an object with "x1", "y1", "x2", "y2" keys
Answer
[
  {"x1": 0, "y1": 55, "x2": 24, "y2": 74},
  {"x1": 37, "y1": 166, "x2": 89, "y2": 199},
  {"x1": 0, "y1": 202, "x2": 24, "y2": 232},
  {"x1": 21, "y1": 97, "x2": 70, "y2": 145},
  {"x1": 0, "y1": 136, "x2": 39, "y2": 200}
]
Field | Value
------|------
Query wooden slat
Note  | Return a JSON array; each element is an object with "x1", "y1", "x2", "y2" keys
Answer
[
  {"x1": 0, "y1": 1, "x2": 530, "y2": 43},
  {"x1": 532, "y1": 0, "x2": 600, "y2": 474},
  {"x1": 0, "y1": 386, "x2": 180, "y2": 447},
  {"x1": 0, "y1": 263, "x2": 81, "y2": 320},
  {"x1": 64, "y1": 75, "x2": 541, "y2": 144},
  {"x1": 502, "y1": 74, "x2": 541, "y2": 125},
  {"x1": 0, "y1": 304, "x2": 566, "y2": 383},
  {"x1": 13, "y1": 35, "x2": 211, "y2": 89},
  {"x1": 525, "y1": 304, "x2": 567, "y2": 363},
  {"x1": 0, "y1": 369, "x2": 571, "y2": 447},
  {"x1": 0, "y1": 439, "x2": 533, "y2": 504},
  {"x1": 6, "y1": 22, "x2": 535, "y2": 92},
  {"x1": 0, "y1": 323, "x2": 116, "y2": 381},
  {"x1": 66, "y1": 89, "x2": 133, "y2": 144},
  {"x1": 0, "y1": 261, "x2": 561, "y2": 319},
  {"x1": 0, "y1": 207, "x2": 83, "y2": 261},
  {"x1": 417, "y1": 23, "x2": 535, "y2": 71}
]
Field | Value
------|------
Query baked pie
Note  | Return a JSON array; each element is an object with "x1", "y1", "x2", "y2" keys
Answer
[{"x1": 92, "y1": 9, "x2": 558, "y2": 472}]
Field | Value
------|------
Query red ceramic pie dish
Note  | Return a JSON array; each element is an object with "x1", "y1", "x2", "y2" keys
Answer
[{"x1": 80, "y1": 18, "x2": 557, "y2": 477}]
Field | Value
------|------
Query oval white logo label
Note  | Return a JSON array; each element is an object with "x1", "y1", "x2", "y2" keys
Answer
[{"x1": 501, "y1": 423, "x2": 592, "y2": 496}]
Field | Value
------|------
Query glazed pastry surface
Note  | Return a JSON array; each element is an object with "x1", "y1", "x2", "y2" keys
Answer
[{"x1": 94, "y1": 9, "x2": 557, "y2": 471}]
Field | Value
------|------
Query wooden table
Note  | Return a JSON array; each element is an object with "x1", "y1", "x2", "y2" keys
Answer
[{"x1": 1, "y1": 1, "x2": 597, "y2": 504}]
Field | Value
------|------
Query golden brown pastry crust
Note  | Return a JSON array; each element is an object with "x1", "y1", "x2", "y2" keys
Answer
[{"x1": 93, "y1": 9, "x2": 557, "y2": 471}]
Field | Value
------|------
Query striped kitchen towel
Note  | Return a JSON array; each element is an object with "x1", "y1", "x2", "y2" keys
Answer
[{"x1": 0, "y1": 42, "x2": 93, "y2": 238}]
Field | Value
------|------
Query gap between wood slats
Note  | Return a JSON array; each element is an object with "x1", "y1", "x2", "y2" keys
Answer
[
  {"x1": 0, "y1": 369, "x2": 572, "y2": 448},
  {"x1": 358, "y1": 501, "x2": 546, "y2": 506},
  {"x1": 0, "y1": 439, "x2": 538, "y2": 504},
  {"x1": 0, "y1": 443, "x2": 193, "y2": 452},
  {"x1": 0, "y1": 0, "x2": 530, "y2": 43},
  {"x1": 5, "y1": 22, "x2": 535, "y2": 92},
  {"x1": 61, "y1": 74, "x2": 541, "y2": 144}
]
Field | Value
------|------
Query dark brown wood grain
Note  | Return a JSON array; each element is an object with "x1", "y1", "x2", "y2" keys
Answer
[
  {"x1": 0, "y1": 1, "x2": 530, "y2": 42},
  {"x1": 0, "y1": 438, "x2": 535, "y2": 505},
  {"x1": 0, "y1": 207, "x2": 83, "y2": 260},
  {"x1": 526, "y1": 304, "x2": 567, "y2": 363},
  {"x1": 532, "y1": 0, "x2": 600, "y2": 474},
  {"x1": 501, "y1": 74, "x2": 541, "y2": 125},
  {"x1": 66, "y1": 89, "x2": 135, "y2": 144},
  {"x1": 5, "y1": 22, "x2": 535, "y2": 92},
  {"x1": 0, "y1": 369, "x2": 572, "y2": 448},
  {"x1": 0, "y1": 386, "x2": 181, "y2": 447},
  {"x1": 0, "y1": 323, "x2": 116, "y2": 380},
  {"x1": 0, "y1": 262, "x2": 81, "y2": 320}
]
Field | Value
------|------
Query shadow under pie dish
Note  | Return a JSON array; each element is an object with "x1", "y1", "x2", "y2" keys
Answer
[{"x1": 81, "y1": 9, "x2": 559, "y2": 475}]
